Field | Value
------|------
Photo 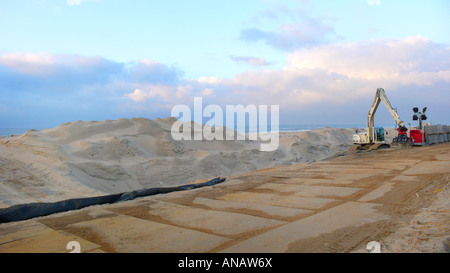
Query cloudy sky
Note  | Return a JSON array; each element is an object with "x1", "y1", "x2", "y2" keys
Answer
[{"x1": 0, "y1": 0, "x2": 449, "y2": 129}]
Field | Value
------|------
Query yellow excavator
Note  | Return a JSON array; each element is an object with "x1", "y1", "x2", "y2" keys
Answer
[{"x1": 351, "y1": 88, "x2": 412, "y2": 151}]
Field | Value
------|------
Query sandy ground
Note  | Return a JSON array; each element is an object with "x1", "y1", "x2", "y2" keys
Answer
[
  {"x1": 0, "y1": 131, "x2": 448, "y2": 253},
  {"x1": 0, "y1": 117, "x2": 357, "y2": 208}
]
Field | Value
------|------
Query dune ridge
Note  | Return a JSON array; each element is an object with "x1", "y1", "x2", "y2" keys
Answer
[{"x1": 0, "y1": 117, "x2": 356, "y2": 208}]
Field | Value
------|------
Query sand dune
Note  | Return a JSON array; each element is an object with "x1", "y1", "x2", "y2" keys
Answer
[{"x1": 0, "y1": 117, "x2": 356, "y2": 208}]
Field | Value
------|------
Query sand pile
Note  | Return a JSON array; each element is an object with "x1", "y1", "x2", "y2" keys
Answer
[{"x1": 0, "y1": 117, "x2": 355, "y2": 208}]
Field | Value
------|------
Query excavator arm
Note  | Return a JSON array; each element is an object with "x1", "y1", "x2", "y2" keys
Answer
[
  {"x1": 351, "y1": 88, "x2": 412, "y2": 150},
  {"x1": 366, "y1": 88, "x2": 406, "y2": 142}
]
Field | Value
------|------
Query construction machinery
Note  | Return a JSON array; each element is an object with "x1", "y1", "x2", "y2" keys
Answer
[{"x1": 351, "y1": 88, "x2": 412, "y2": 151}]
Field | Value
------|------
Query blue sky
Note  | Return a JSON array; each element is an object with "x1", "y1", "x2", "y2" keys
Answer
[{"x1": 0, "y1": 0, "x2": 449, "y2": 128}]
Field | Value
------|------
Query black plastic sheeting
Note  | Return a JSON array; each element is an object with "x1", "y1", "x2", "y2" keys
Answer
[{"x1": 0, "y1": 177, "x2": 226, "y2": 224}]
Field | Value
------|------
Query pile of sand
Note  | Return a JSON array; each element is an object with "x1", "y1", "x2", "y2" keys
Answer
[{"x1": 0, "y1": 117, "x2": 355, "y2": 208}]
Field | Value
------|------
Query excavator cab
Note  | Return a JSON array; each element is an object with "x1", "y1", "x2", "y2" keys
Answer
[{"x1": 375, "y1": 127, "x2": 385, "y2": 142}]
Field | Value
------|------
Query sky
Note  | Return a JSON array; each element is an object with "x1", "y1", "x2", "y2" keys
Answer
[{"x1": 0, "y1": 0, "x2": 449, "y2": 129}]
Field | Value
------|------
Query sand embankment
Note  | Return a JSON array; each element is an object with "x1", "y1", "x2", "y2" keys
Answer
[{"x1": 0, "y1": 117, "x2": 357, "y2": 208}]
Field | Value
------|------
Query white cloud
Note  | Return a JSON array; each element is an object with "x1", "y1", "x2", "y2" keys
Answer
[
  {"x1": 367, "y1": 0, "x2": 381, "y2": 6},
  {"x1": 223, "y1": 36, "x2": 450, "y2": 110},
  {"x1": 176, "y1": 85, "x2": 192, "y2": 99},
  {"x1": 0, "y1": 52, "x2": 55, "y2": 65},
  {"x1": 197, "y1": 76, "x2": 223, "y2": 85},
  {"x1": 126, "y1": 85, "x2": 174, "y2": 103},
  {"x1": 230, "y1": 56, "x2": 273, "y2": 67},
  {"x1": 286, "y1": 36, "x2": 450, "y2": 82},
  {"x1": 201, "y1": 88, "x2": 214, "y2": 96},
  {"x1": 127, "y1": 89, "x2": 148, "y2": 102}
]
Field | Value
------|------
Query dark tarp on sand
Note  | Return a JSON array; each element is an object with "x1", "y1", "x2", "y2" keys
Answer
[{"x1": 0, "y1": 177, "x2": 226, "y2": 224}]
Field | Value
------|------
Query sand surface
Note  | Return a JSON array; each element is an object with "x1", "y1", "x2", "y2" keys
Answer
[
  {"x1": 0, "y1": 117, "x2": 358, "y2": 207},
  {"x1": 0, "y1": 142, "x2": 448, "y2": 253}
]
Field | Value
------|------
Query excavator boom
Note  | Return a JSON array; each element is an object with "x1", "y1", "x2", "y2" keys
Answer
[{"x1": 366, "y1": 88, "x2": 405, "y2": 143}]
